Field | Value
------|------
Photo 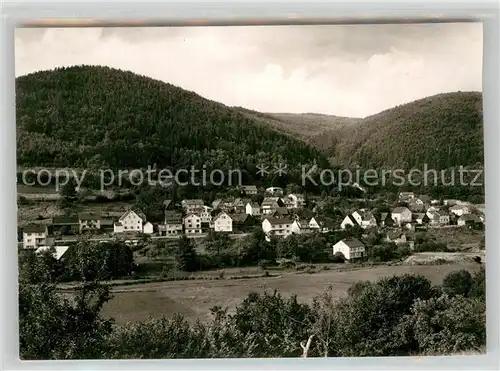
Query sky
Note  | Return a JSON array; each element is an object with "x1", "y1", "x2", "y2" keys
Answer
[{"x1": 15, "y1": 23, "x2": 483, "y2": 118}]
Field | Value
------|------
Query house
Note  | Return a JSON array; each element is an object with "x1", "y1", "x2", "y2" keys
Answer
[
  {"x1": 386, "y1": 231, "x2": 407, "y2": 245},
  {"x1": 143, "y1": 222, "x2": 154, "y2": 234},
  {"x1": 261, "y1": 197, "x2": 283, "y2": 215},
  {"x1": 332, "y1": 238, "x2": 365, "y2": 261},
  {"x1": 213, "y1": 211, "x2": 233, "y2": 233},
  {"x1": 427, "y1": 211, "x2": 450, "y2": 226},
  {"x1": 458, "y1": 214, "x2": 482, "y2": 227},
  {"x1": 262, "y1": 217, "x2": 294, "y2": 239},
  {"x1": 245, "y1": 202, "x2": 261, "y2": 216},
  {"x1": 351, "y1": 209, "x2": 377, "y2": 229},
  {"x1": 240, "y1": 185, "x2": 258, "y2": 195},
  {"x1": 340, "y1": 215, "x2": 358, "y2": 230},
  {"x1": 181, "y1": 199, "x2": 205, "y2": 214},
  {"x1": 200, "y1": 206, "x2": 214, "y2": 225},
  {"x1": 212, "y1": 199, "x2": 223, "y2": 210},
  {"x1": 443, "y1": 199, "x2": 460, "y2": 206},
  {"x1": 229, "y1": 213, "x2": 255, "y2": 232},
  {"x1": 291, "y1": 219, "x2": 314, "y2": 235},
  {"x1": 398, "y1": 192, "x2": 415, "y2": 202},
  {"x1": 450, "y1": 205, "x2": 470, "y2": 217},
  {"x1": 100, "y1": 218, "x2": 115, "y2": 233},
  {"x1": 391, "y1": 207, "x2": 412, "y2": 226},
  {"x1": 288, "y1": 194, "x2": 305, "y2": 209},
  {"x1": 159, "y1": 211, "x2": 183, "y2": 236},
  {"x1": 232, "y1": 198, "x2": 250, "y2": 214},
  {"x1": 412, "y1": 213, "x2": 429, "y2": 225},
  {"x1": 23, "y1": 225, "x2": 48, "y2": 249},
  {"x1": 309, "y1": 217, "x2": 333, "y2": 233},
  {"x1": 408, "y1": 199, "x2": 426, "y2": 212},
  {"x1": 376, "y1": 212, "x2": 393, "y2": 227},
  {"x1": 265, "y1": 186, "x2": 284, "y2": 196},
  {"x1": 272, "y1": 207, "x2": 290, "y2": 218},
  {"x1": 78, "y1": 213, "x2": 103, "y2": 232},
  {"x1": 417, "y1": 195, "x2": 432, "y2": 205},
  {"x1": 184, "y1": 214, "x2": 202, "y2": 235},
  {"x1": 50, "y1": 216, "x2": 79, "y2": 235},
  {"x1": 36, "y1": 245, "x2": 70, "y2": 261},
  {"x1": 282, "y1": 196, "x2": 295, "y2": 210},
  {"x1": 114, "y1": 210, "x2": 145, "y2": 234}
]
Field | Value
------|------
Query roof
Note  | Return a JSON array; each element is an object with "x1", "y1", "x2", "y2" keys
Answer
[
  {"x1": 274, "y1": 207, "x2": 289, "y2": 215},
  {"x1": 52, "y1": 216, "x2": 79, "y2": 225},
  {"x1": 392, "y1": 207, "x2": 410, "y2": 214},
  {"x1": 450, "y1": 205, "x2": 465, "y2": 210},
  {"x1": 100, "y1": 219, "x2": 114, "y2": 226},
  {"x1": 163, "y1": 200, "x2": 172, "y2": 209},
  {"x1": 229, "y1": 213, "x2": 249, "y2": 223},
  {"x1": 23, "y1": 225, "x2": 47, "y2": 233},
  {"x1": 263, "y1": 217, "x2": 294, "y2": 225},
  {"x1": 262, "y1": 197, "x2": 280, "y2": 205},
  {"x1": 36, "y1": 246, "x2": 70, "y2": 260},
  {"x1": 114, "y1": 222, "x2": 122, "y2": 227},
  {"x1": 343, "y1": 214, "x2": 358, "y2": 224},
  {"x1": 214, "y1": 211, "x2": 231, "y2": 221},
  {"x1": 337, "y1": 237, "x2": 365, "y2": 249},
  {"x1": 380, "y1": 212, "x2": 389, "y2": 220},
  {"x1": 184, "y1": 213, "x2": 201, "y2": 220},
  {"x1": 399, "y1": 192, "x2": 414, "y2": 197},
  {"x1": 119, "y1": 210, "x2": 145, "y2": 222},
  {"x1": 412, "y1": 213, "x2": 426, "y2": 219},
  {"x1": 248, "y1": 202, "x2": 260, "y2": 208},
  {"x1": 418, "y1": 195, "x2": 431, "y2": 202}
]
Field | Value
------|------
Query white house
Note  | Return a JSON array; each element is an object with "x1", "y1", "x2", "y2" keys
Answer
[
  {"x1": 291, "y1": 219, "x2": 313, "y2": 235},
  {"x1": 245, "y1": 202, "x2": 261, "y2": 216},
  {"x1": 309, "y1": 217, "x2": 332, "y2": 233},
  {"x1": 340, "y1": 215, "x2": 357, "y2": 230},
  {"x1": 78, "y1": 213, "x2": 102, "y2": 232},
  {"x1": 262, "y1": 217, "x2": 293, "y2": 239},
  {"x1": 200, "y1": 206, "x2": 214, "y2": 224},
  {"x1": 282, "y1": 197, "x2": 295, "y2": 210},
  {"x1": 240, "y1": 185, "x2": 258, "y2": 195},
  {"x1": 351, "y1": 209, "x2": 377, "y2": 229},
  {"x1": 214, "y1": 212, "x2": 233, "y2": 232},
  {"x1": 181, "y1": 199, "x2": 205, "y2": 214},
  {"x1": 333, "y1": 238, "x2": 366, "y2": 261},
  {"x1": 391, "y1": 207, "x2": 412, "y2": 225},
  {"x1": 427, "y1": 211, "x2": 450, "y2": 226},
  {"x1": 261, "y1": 197, "x2": 282, "y2": 215},
  {"x1": 450, "y1": 205, "x2": 470, "y2": 217},
  {"x1": 288, "y1": 194, "x2": 305, "y2": 209},
  {"x1": 143, "y1": 222, "x2": 154, "y2": 234},
  {"x1": 458, "y1": 214, "x2": 482, "y2": 227},
  {"x1": 159, "y1": 211, "x2": 183, "y2": 236},
  {"x1": 23, "y1": 225, "x2": 48, "y2": 249},
  {"x1": 265, "y1": 186, "x2": 284, "y2": 196},
  {"x1": 184, "y1": 214, "x2": 202, "y2": 235},
  {"x1": 114, "y1": 210, "x2": 144, "y2": 233}
]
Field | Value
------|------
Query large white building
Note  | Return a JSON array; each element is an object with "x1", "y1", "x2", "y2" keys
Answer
[
  {"x1": 184, "y1": 214, "x2": 202, "y2": 235},
  {"x1": 213, "y1": 211, "x2": 233, "y2": 232},
  {"x1": 391, "y1": 207, "x2": 412, "y2": 226},
  {"x1": 23, "y1": 225, "x2": 48, "y2": 249},
  {"x1": 333, "y1": 238, "x2": 366, "y2": 261},
  {"x1": 262, "y1": 217, "x2": 293, "y2": 239},
  {"x1": 114, "y1": 210, "x2": 145, "y2": 233}
]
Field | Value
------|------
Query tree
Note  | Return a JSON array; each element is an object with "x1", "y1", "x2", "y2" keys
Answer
[
  {"x1": 174, "y1": 235, "x2": 199, "y2": 272},
  {"x1": 442, "y1": 269, "x2": 473, "y2": 297}
]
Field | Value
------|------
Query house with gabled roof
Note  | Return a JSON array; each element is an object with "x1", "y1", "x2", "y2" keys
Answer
[
  {"x1": 159, "y1": 210, "x2": 183, "y2": 236},
  {"x1": 184, "y1": 213, "x2": 202, "y2": 235},
  {"x1": 458, "y1": 214, "x2": 482, "y2": 227},
  {"x1": 23, "y1": 225, "x2": 49, "y2": 249},
  {"x1": 240, "y1": 185, "x2": 258, "y2": 195},
  {"x1": 262, "y1": 217, "x2": 294, "y2": 239},
  {"x1": 450, "y1": 205, "x2": 471, "y2": 217},
  {"x1": 245, "y1": 202, "x2": 261, "y2": 216},
  {"x1": 214, "y1": 211, "x2": 233, "y2": 232},
  {"x1": 261, "y1": 197, "x2": 284, "y2": 215},
  {"x1": 391, "y1": 207, "x2": 412, "y2": 226},
  {"x1": 309, "y1": 216, "x2": 333, "y2": 233},
  {"x1": 291, "y1": 219, "x2": 314, "y2": 235},
  {"x1": 78, "y1": 212, "x2": 104, "y2": 232},
  {"x1": 113, "y1": 209, "x2": 146, "y2": 234},
  {"x1": 333, "y1": 238, "x2": 365, "y2": 261},
  {"x1": 181, "y1": 199, "x2": 205, "y2": 214}
]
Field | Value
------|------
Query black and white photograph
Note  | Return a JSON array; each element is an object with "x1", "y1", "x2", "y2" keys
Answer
[{"x1": 15, "y1": 22, "x2": 486, "y2": 359}]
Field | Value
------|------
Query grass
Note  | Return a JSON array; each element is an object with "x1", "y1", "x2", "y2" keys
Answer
[{"x1": 100, "y1": 262, "x2": 481, "y2": 325}]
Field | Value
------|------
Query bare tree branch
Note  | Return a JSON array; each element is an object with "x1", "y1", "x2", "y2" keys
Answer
[{"x1": 300, "y1": 335, "x2": 314, "y2": 358}]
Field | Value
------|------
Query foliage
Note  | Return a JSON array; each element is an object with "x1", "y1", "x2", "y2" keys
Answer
[
  {"x1": 442, "y1": 269, "x2": 473, "y2": 297},
  {"x1": 174, "y1": 236, "x2": 199, "y2": 272}
]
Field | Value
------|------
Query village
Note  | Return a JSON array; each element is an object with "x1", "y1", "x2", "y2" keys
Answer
[{"x1": 21, "y1": 183, "x2": 486, "y2": 263}]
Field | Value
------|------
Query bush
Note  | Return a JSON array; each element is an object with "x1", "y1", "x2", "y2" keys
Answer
[{"x1": 442, "y1": 269, "x2": 473, "y2": 297}]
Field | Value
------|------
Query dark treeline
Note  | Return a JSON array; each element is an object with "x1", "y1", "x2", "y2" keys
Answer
[{"x1": 19, "y1": 244, "x2": 486, "y2": 359}]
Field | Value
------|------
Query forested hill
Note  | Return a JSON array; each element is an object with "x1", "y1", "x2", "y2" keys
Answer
[
  {"x1": 311, "y1": 92, "x2": 484, "y2": 170},
  {"x1": 16, "y1": 65, "x2": 329, "y2": 175}
]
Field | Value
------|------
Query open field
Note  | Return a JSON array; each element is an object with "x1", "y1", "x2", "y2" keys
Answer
[{"x1": 101, "y1": 263, "x2": 481, "y2": 325}]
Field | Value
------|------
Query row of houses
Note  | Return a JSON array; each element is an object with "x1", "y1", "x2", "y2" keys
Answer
[{"x1": 340, "y1": 204, "x2": 484, "y2": 231}]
